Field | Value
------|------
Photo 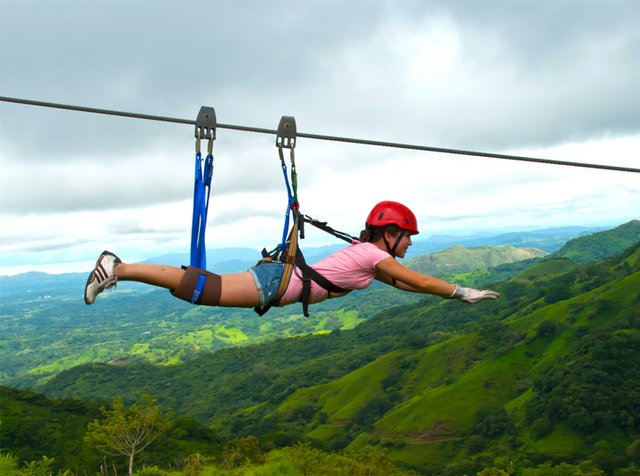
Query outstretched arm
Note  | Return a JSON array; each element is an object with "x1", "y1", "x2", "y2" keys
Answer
[
  {"x1": 375, "y1": 257, "x2": 455, "y2": 297},
  {"x1": 374, "y1": 257, "x2": 500, "y2": 304}
]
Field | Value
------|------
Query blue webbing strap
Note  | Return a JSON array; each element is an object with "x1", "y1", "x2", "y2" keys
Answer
[
  {"x1": 278, "y1": 148, "x2": 296, "y2": 250},
  {"x1": 188, "y1": 107, "x2": 217, "y2": 305},
  {"x1": 190, "y1": 150, "x2": 214, "y2": 304},
  {"x1": 191, "y1": 274, "x2": 207, "y2": 304}
]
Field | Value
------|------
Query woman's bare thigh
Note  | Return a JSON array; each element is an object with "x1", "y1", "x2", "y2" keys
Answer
[{"x1": 220, "y1": 271, "x2": 261, "y2": 307}]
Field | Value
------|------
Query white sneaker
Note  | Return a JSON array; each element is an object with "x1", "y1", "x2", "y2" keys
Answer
[{"x1": 84, "y1": 251, "x2": 121, "y2": 304}]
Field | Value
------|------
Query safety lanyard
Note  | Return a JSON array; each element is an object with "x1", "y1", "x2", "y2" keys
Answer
[
  {"x1": 276, "y1": 116, "x2": 300, "y2": 251},
  {"x1": 278, "y1": 146, "x2": 299, "y2": 250},
  {"x1": 190, "y1": 107, "x2": 217, "y2": 269},
  {"x1": 191, "y1": 148, "x2": 214, "y2": 268}
]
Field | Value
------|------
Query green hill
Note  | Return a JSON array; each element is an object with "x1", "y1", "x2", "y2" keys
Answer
[
  {"x1": 553, "y1": 219, "x2": 640, "y2": 263},
  {"x1": 0, "y1": 386, "x2": 223, "y2": 474},
  {"x1": 0, "y1": 386, "x2": 103, "y2": 470},
  {"x1": 405, "y1": 245, "x2": 547, "y2": 275},
  {"x1": 266, "y1": 244, "x2": 640, "y2": 472}
]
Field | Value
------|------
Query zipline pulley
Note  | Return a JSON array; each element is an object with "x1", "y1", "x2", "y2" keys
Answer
[
  {"x1": 195, "y1": 106, "x2": 217, "y2": 155},
  {"x1": 276, "y1": 116, "x2": 296, "y2": 149}
]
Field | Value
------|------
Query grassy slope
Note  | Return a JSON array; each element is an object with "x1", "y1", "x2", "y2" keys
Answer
[
  {"x1": 405, "y1": 245, "x2": 547, "y2": 276},
  {"x1": 554, "y1": 219, "x2": 640, "y2": 263},
  {"x1": 265, "y1": 245, "x2": 640, "y2": 469},
  {"x1": 282, "y1": 351, "x2": 397, "y2": 420}
]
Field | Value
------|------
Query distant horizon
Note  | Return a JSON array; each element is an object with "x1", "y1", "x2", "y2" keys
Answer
[{"x1": 1, "y1": 219, "x2": 631, "y2": 277}]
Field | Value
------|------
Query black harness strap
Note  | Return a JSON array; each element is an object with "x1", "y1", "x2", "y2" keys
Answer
[
  {"x1": 303, "y1": 215, "x2": 357, "y2": 244},
  {"x1": 294, "y1": 247, "x2": 348, "y2": 317},
  {"x1": 383, "y1": 230, "x2": 406, "y2": 258}
]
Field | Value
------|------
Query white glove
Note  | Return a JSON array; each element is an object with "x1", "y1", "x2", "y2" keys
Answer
[{"x1": 450, "y1": 285, "x2": 500, "y2": 304}]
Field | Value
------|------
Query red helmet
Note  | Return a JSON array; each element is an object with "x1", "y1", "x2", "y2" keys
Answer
[{"x1": 366, "y1": 201, "x2": 419, "y2": 235}]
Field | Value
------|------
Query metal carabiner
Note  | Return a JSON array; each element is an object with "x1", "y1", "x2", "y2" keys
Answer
[{"x1": 289, "y1": 148, "x2": 296, "y2": 168}]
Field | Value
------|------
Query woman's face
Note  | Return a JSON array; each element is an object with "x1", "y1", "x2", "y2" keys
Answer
[
  {"x1": 393, "y1": 232, "x2": 413, "y2": 258},
  {"x1": 382, "y1": 230, "x2": 413, "y2": 258}
]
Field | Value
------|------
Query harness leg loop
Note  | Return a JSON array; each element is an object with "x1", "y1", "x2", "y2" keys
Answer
[{"x1": 172, "y1": 266, "x2": 222, "y2": 305}]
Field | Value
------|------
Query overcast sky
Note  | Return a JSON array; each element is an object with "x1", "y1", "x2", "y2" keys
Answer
[{"x1": 1, "y1": 0, "x2": 639, "y2": 275}]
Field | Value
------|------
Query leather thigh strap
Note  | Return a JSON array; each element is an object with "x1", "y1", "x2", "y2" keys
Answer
[{"x1": 171, "y1": 266, "x2": 222, "y2": 306}]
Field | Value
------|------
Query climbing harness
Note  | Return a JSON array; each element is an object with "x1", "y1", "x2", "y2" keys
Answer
[
  {"x1": 188, "y1": 106, "x2": 217, "y2": 304},
  {"x1": 253, "y1": 117, "x2": 357, "y2": 317}
]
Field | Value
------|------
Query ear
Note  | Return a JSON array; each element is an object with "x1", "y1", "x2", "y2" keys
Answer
[{"x1": 383, "y1": 229, "x2": 399, "y2": 242}]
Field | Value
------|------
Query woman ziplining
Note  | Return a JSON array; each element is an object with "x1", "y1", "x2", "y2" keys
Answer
[
  {"x1": 84, "y1": 201, "x2": 500, "y2": 308},
  {"x1": 0, "y1": 98, "x2": 630, "y2": 315},
  {"x1": 83, "y1": 113, "x2": 499, "y2": 310}
]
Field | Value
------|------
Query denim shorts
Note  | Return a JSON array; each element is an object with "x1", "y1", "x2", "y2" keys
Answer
[{"x1": 248, "y1": 262, "x2": 285, "y2": 307}]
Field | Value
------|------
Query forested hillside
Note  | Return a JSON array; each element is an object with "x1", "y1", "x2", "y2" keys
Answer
[
  {"x1": 0, "y1": 386, "x2": 223, "y2": 473},
  {"x1": 554, "y1": 219, "x2": 640, "y2": 263},
  {"x1": 35, "y1": 239, "x2": 640, "y2": 474}
]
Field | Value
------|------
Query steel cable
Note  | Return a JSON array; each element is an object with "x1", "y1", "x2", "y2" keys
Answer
[{"x1": 1, "y1": 95, "x2": 638, "y2": 174}]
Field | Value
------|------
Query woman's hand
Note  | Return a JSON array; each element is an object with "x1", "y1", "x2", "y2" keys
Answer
[{"x1": 450, "y1": 285, "x2": 500, "y2": 304}]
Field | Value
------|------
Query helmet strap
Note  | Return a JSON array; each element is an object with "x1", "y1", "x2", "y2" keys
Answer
[{"x1": 383, "y1": 231, "x2": 406, "y2": 258}]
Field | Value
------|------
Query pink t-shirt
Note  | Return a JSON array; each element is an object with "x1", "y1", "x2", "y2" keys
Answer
[{"x1": 280, "y1": 242, "x2": 391, "y2": 306}]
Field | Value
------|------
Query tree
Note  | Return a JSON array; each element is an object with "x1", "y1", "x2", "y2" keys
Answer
[
  {"x1": 471, "y1": 407, "x2": 514, "y2": 438},
  {"x1": 521, "y1": 462, "x2": 604, "y2": 475},
  {"x1": 536, "y1": 320, "x2": 557, "y2": 337},
  {"x1": 466, "y1": 434, "x2": 486, "y2": 454},
  {"x1": 0, "y1": 452, "x2": 19, "y2": 476},
  {"x1": 84, "y1": 395, "x2": 170, "y2": 476},
  {"x1": 478, "y1": 468, "x2": 510, "y2": 476},
  {"x1": 0, "y1": 454, "x2": 73, "y2": 476},
  {"x1": 222, "y1": 436, "x2": 264, "y2": 467},
  {"x1": 530, "y1": 417, "x2": 553, "y2": 438},
  {"x1": 628, "y1": 438, "x2": 640, "y2": 465}
]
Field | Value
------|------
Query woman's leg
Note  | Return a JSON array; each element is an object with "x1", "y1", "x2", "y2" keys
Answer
[
  {"x1": 218, "y1": 272, "x2": 261, "y2": 307},
  {"x1": 115, "y1": 263, "x2": 260, "y2": 307},
  {"x1": 116, "y1": 263, "x2": 184, "y2": 289}
]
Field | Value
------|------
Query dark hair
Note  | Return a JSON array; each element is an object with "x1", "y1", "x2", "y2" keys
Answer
[{"x1": 359, "y1": 224, "x2": 402, "y2": 243}]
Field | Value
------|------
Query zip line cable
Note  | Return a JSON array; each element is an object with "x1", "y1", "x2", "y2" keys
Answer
[{"x1": 1, "y1": 95, "x2": 638, "y2": 174}]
